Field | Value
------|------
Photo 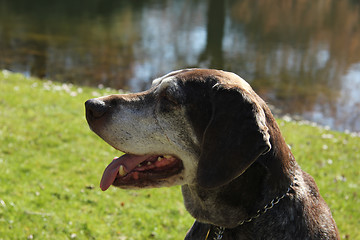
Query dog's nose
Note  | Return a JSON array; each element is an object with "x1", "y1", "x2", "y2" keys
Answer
[{"x1": 85, "y1": 98, "x2": 108, "y2": 119}]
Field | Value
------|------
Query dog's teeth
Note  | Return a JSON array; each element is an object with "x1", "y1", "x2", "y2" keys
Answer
[
  {"x1": 147, "y1": 161, "x2": 152, "y2": 165},
  {"x1": 119, "y1": 165, "x2": 126, "y2": 176},
  {"x1": 138, "y1": 164, "x2": 142, "y2": 167},
  {"x1": 157, "y1": 157, "x2": 163, "y2": 161},
  {"x1": 164, "y1": 155, "x2": 172, "y2": 159}
]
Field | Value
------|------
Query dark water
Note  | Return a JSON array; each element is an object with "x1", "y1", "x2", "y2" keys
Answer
[{"x1": 1, "y1": 0, "x2": 360, "y2": 133}]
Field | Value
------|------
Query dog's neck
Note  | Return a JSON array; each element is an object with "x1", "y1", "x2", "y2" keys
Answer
[
  {"x1": 181, "y1": 162, "x2": 294, "y2": 229},
  {"x1": 182, "y1": 112, "x2": 297, "y2": 228}
]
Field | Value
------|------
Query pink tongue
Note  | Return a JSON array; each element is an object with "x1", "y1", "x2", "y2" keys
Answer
[{"x1": 100, "y1": 154, "x2": 152, "y2": 191}]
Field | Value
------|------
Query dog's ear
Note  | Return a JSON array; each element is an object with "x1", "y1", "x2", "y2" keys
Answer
[{"x1": 196, "y1": 84, "x2": 271, "y2": 189}]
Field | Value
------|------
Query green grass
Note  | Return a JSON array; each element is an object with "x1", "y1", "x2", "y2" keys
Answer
[{"x1": 0, "y1": 71, "x2": 359, "y2": 239}]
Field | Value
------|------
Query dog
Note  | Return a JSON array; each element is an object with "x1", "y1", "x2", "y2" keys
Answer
[{"x1": 85, "y1": 69, "x2": 339, "y2": 239}]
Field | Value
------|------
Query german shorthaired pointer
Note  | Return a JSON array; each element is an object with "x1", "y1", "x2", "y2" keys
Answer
[{"x1": 85, "y1": 69, "x2": 339, "y2": 239}]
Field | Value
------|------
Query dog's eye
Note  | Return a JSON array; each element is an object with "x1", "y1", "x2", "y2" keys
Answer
[
  {"x1": 160, "y1": 88, "x2": 179, "y2": 106},
  {"x1": 162, "y1": 93, "x2": 178, "y2": 105}
]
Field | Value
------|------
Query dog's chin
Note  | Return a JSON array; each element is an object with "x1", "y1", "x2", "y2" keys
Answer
[{"x1": 100, "y1": 153, "x2": 185, "y2": 191}]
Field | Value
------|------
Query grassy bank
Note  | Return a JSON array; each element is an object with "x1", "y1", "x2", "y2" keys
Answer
[{"x1": 0, "y1": 71, "x2": 359, "y2": 239}]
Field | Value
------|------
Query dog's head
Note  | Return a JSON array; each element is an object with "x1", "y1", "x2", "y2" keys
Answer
[{"x1": 85, "y1": 69, "x2": 271, "y2": 190}]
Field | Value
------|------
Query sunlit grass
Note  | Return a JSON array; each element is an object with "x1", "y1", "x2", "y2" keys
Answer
[{"x1": 0, "y1": 71, "x2": 359, "y2": 239}]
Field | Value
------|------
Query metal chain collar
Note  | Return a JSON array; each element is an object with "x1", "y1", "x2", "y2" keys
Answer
[
  {"x1": 208, "y1": 180, "x2": 296, "y2": 240},
  {"x1": 213, "y1": 226, "x2": 225, "y2": 240}
]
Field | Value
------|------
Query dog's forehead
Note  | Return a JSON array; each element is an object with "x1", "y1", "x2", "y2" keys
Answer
[
  {"x1": 152, "y1": 76, "x2": 179, "y2": 93},
  {"x1": 151, "y1": 69, "x2": 188, "y2": 88},
  {"x1": 151, "y1": 69, "x2": 254, "y2": 95}
]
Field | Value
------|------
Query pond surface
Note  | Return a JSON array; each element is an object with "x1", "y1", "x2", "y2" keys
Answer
[{"x1": 1, "y1": 0, "x2": 360, "y2": 133}]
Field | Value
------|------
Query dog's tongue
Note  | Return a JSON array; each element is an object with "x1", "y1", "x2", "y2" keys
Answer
[{"x1": 100, "y1": 154, "x2": 151, "y2": 191}]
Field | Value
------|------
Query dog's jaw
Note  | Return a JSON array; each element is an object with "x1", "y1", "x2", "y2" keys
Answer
[{"x1": 100, "y1": 154, "x2": 185, "y2": 190}]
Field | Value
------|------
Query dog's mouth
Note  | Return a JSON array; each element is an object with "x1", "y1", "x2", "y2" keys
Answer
[{"x1": 100, "y1": 154, "x2": 184, "y2": 191}]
